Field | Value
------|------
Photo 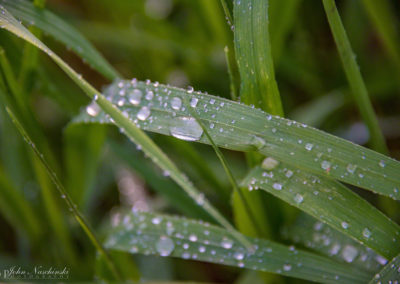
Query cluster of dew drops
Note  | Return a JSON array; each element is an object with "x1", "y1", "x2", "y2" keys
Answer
[{"x1": 107, "y1": 211, "x2": 350, "y2": 278}]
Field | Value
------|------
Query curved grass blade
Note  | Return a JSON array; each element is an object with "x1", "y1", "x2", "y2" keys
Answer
[
  {"x1": 283, "y1": 214, "x2": 386, "y2": 273},
  {"x1": 0, "y1": 0, "x2": 120, "y2": 80},
  {"x1": 73, "y1": 79, "x2": 400, "y2": 201},
  {"x1": 241, "y1": 163, "x2": 400, "y2": 259},
  {"x1": 369, "y1": 253, "x2": 400, "y2": 283},
  {"x1": 0, "y1": 7, "x2": 250, "y2": 250},
  {"x1": 105, "y1": 210, "x2": 371, "y2": 283},
  {"x1": 322, "y1": 0, "x2": 387, "y2": 154},
  {"x1": 233, "y1": 0, "x2": 283, "y2": 116},
  {"x1": 6, "y1": 107, "x2": 122, "y2": 281}
]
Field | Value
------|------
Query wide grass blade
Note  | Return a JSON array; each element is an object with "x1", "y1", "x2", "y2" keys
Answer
[
  {"x1": 0, "y1": 0, "x2": 120, "y2": 80},
  {"x1": 0, "y1": 6, "x2": 250, "y2": 249},
  {"x1": 233, "y1": 0, "x2": 283, "y2": 116},
  {"x1": 322, "y1": 0, "x2": 387, "y2": 154},
  {"x1": 105, "y1": 210, "x2": 371, "y2": 283},
  {"x1": 283, "y1": 214, "x2": 386, "y2": 273},
  {"x1": 241, "y1": 163, "x2": 400, "y2": 259},
  {"x1": 74, "y1": 80, "x2": 400, "y2": 201},
  {"x1": 369, "y1": 253, "x2": 400, "y2": 283}
]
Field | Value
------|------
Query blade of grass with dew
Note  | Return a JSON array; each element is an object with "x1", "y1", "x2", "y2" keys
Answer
[
  {"x1": 369, "y1": 253, "x2": 400, "y2": 283},
  {"x1": 5, "y1": 107, "x2": 123, "y2": 281},
  {"x1": 283, "y1": 214, "x2": 386, "y2": 273},
  {"x1": 0, "y1": 0, "x2": 120, "y2": 80},
  {"x1": 73, "y1": 80, "x2": 400, "y2": 200},
  {"x1": 187, "y1": 98, "x2": 269, "y2": 238},
  {"x1": 322, "y1": 0, "x2": 388, "y2": 154},
  {"x1": 241, "y1": 163, "x2": 400, "y2": 259},
  {"x1": 233, "y1": 0, "x2": 283, "y2": 116},
  {"x1": 362, "y1": 0, "x2": 400, "y2": 76},
  {"x1": 105, "y1": 210, "x2": 372, "y2": 283},
  {"x1": 0, "y1": 7, "x2": 251, "y2": 250}
]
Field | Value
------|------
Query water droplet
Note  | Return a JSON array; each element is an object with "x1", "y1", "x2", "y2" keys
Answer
[
  {"x1": 199, "y1": 246, "x2": 206, "y2": 253},
  {"x1": 321, "y1": 161, "x2": 331, "y2": 170},
  {"x1": 251, "y1": 136, "x2": 266, "y2": 149},
  {"x1": 170, "y1": 117, "x2": 203, "y2": 141},
  {"x1": 261, "y1": 157, "x2": 279, "y2": 170},
  {"x1": 187, "y1": 86, "x2": 194, "y2": 93},
  {"x1": 86, "y1": 102, "x2": 100, "y2": 116},
  {"x1": 234, "y1": 251, "x2": 245, "y2": 260},
  {"x1": 145, "y1": 90, "x2": 154, "y2": 100},
  {"x1": 362, "y1": 228, "x2": 371, "y2": 238},
  {"x1": 137, "y1": 106, "x2": 151, "y2": 120},
  {"x1": 189, "y1": 234, "x2": 198, "y2": 242},
  {"x1": 152, "y1": 217, "x2": 162, "y2": 225},
  {"x1": 190, "y1": 97, "x2": 199, "y2": 107},
  {"x1": 156, "y1": 236, "x2": 174, "y2": 256},
  {"x1": 342, "y1": 245, "x2": 358, "y2": 263},
  {"x1": 294, "y1": 193, "x2": 304, "y2": 204},
  {"x1": 379, "y1": 160, "x2": 386, "y2": 168},
  {"x1": 285, "y1": 170, "x2": 293, "y2": 178},
  {"x1": 305, "y1": 143, "x2": 314, "y2": 151},
  {"x1": 221, "y1": 237, "x2": 233, "y2": 249},
  {"x1": 341, "y1": 221, "x2": 349, "y2": 229},
  {"x1": 209, "y1": 99, "x2": 215, "y2": 105},
  {"x1": 128, "y1": 89, "x2": 142, "y2": 105},
  {"x1": 171, "y1": 97, "x2": 182, "y2": 110},
  {"x1": 273, "y1": 183, "x2": 282, "y2": 190},
  {"x1": 283, "y1": 264, "x2": 292, "y2": 271},
  {"x1": 346, "y1": 164, "x2": 357, "y2": 174}
]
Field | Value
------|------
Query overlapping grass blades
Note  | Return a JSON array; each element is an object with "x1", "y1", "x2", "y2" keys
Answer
[
  {"x1": 105, "y1": 210, "x2": 371, "y2": 283},
  {"x1": 74, "y1": 80, "x2": 400, "y2": 201}
]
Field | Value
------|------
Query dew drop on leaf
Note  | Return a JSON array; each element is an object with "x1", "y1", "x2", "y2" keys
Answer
[
  {"x1": 346, "y1": 164, "x2": 357, "y2": 174},
  {"x1": 170, "y1": 117, "x2": 203, "y2": 141},
  {"x1": 362, "y1": 228, "x2": 371, "y2": 239},
  {"x1": 221, "y1": 237, "x2": 234, "y2": 249},
  {"x1": 137, "y1": 106, "x2": 151, "y2": 120},
  {"x1": 156, "y1": 236, "x2": 174, "y2": 256},
  {"x1": 305, "y1": 143, "x2": 314, "y2": 151},
  {"x1": 341, "y1": 245, "x2": 358, "y2": 263},
  {"x1": 261, "y1": 157, "x2": 279, "y2": 170},
  {"x1": 86, "y1": 101, "x2": 100, "y2": 117},
  {"x1": 171, "y1": 97, "x2": 182, "y2": 110},
  {"x1": 273, "y1": 183, "x2": 282, "y2": 190},
  {"x1": 190, "y1": 97, "x2": 198, "y2": 108},
  {"x1": 128, "y1": 89, "x2": 142, "y2": 105}
]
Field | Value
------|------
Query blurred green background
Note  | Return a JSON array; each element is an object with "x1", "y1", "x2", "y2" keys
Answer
[{"x1": 0, "y1": 0, "x2": 399, "y2": 282}]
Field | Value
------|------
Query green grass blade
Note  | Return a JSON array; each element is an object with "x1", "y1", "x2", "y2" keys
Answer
[
  {"x1": 283, "y1": 214, "x2": 386, "y2": 273},
  {"x1": 369, "y1": 253, "x2": 400, "y2": 283},
  {"x1": 5, "y1": 107, "x2": 122, "y2": 281},
  {"x1": 0, "y1": 0, "x2": 120, "y2": 80},
  {"x1": 362, "y1": 0, "x2": 400, "y2": 75},
  {"x1": 74, "y1": 80, "x2": 400, "y2": 201},
  {"x1": 241, "y1": 163, "x2": 400, "y2": 259},
  {"x1": 322, "y1": 0, "x2": 388, "y2": 154},
  {"x1": 105, "y1": 210, "x2": 371, "y2": 283},
  {"x1": 0, "y1": 7, "x2": 249, "y2": 249},
  {"x1": 233, "y1": 0, "x2": 283, "y2": 116}
]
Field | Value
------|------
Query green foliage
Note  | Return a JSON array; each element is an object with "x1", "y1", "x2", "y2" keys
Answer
[{"x1": 0, "y1": 0, "x2": 399, "y2": 283}]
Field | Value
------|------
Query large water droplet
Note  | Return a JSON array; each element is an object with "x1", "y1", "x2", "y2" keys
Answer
[
  {"x1": 341, "y1": 221, "x2": 349, "y2": 229},
  {"x1": 86, "y1": 102, "x2": 100, "y2": 116},
  {"x1": 221, "y1": 237, "x2": 233, "y2": 249},
  {"x1": 273, "y1": 183, "x2": 282, "y2": 190},
  {"x1": 362, "y1": 228, "x2": 371, "y2": 238},
  {"x1": 137, "y1": 106, "x2": 151, "y2": 120},
  {"x1": 128, "y1": 89, "x2": 142, "y2": 105},
  {"x1": 294, "y1": 193, "x2": 304, "y2": 204},
  {"x1": 171, "y1": 97, "x2": 182, "y2": 110},
  {"x1": 156, "y1": 236, "x2": 175, "y2": 256},
  {"x1": 342, "y1": 245, "x2": 358, "y2": 263},
  {"x1": 261, "y1": 157, "x2": 279, "y2": 170},
  {"x1": 190, "y1": 97, "x2": 199, "y2": 108},
  {"x1": 321, "y1": 160, "x2": 331, "y2": 170},
  {"x1": 234, "y1": 251, "x2": 245, "y2": 260},
  {"x1": 145, "y1": 90, "x2": 154, "y2": 100},
  {"x1": 170, "y1": 117, "x2": 203, "y2": 141}
]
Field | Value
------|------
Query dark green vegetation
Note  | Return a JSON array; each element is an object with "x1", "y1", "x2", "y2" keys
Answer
[{"x1": 0, "y1": 0, "x2": 399, "y2": 282}]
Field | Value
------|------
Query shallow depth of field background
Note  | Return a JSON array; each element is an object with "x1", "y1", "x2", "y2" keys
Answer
[{"x1": 0, "y1": 0, "x2": 399, "y2": 282}]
